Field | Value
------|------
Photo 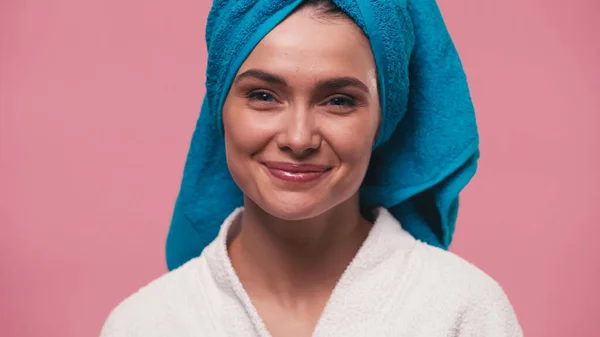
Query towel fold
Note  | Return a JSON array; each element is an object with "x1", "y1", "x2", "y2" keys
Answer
[{"x1": 166, "y1": 0, "x2": 479, "y2": 271}]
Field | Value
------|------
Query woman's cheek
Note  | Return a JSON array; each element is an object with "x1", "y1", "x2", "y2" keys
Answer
[
  {"x1": 226, "y1": 108, "x2": 274, "y2": 153},
  {"x1": 325, "y1": 117, "x2": 374, "y2": 162}
]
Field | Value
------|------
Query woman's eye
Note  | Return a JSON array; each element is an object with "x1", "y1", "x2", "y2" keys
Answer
[
  {"x1": 248, "y1": 91, "x2": 276, "y2": 103},
  {"x1": 327, "y1": 96, "x2": 356, "y2": 107}
]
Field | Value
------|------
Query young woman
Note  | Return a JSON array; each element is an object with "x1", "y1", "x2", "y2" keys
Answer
[{"x1": 101, "y1": 0, "x2": 522, "y2": 336}]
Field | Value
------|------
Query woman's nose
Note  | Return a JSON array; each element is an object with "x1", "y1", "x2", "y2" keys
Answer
[{"x1": 275, "y1": 107, "x2": 321, "y2": 157}]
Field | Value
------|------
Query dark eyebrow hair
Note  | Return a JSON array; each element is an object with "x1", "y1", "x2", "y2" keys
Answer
[
  {"x1": 234, "y1": 69, "x2": 370, "y2": 94},
  {"x1": 234, "y1": 69, "x2": 288, "y2": 86},
  {"x1": 315, "y1": 77, "x2": 370, "y2": 94}
]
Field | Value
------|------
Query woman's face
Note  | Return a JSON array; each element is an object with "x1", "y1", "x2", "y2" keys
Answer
[{"x1": 222, "y1": 8, "x2": 380, "y2": 220}]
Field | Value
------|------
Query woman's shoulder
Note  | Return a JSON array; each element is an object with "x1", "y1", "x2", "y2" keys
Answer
[
  {"x1": 416, "y1": 242, "x2": 501, "y2": 284},
  {"x1": 99, "y1": 256, "x2": 215, "y2": 336},
  {"x1": 403, "y1": 242, "x2": 522, "y2": 335},
  {"x1": 409, "y1": 241, "x2": 510, "y2": 301}
]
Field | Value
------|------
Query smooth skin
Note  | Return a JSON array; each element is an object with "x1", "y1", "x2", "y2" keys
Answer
[{"x1": 223, "y1": 6, "x2": 380, "y2": 337}]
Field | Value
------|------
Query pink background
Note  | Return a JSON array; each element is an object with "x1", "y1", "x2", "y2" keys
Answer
[{"x1": 1, "y1": 0, "x2": 599, "y2": 336}]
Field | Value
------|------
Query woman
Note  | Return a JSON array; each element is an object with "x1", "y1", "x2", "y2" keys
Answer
[{"x1": 101, "y1": 0, "x2": 522, "y2": 336}]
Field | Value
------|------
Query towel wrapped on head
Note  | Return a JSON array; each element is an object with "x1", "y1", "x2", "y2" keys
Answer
[{"x1": 166, "y1": 0, "x2": 479, "y2": 271}]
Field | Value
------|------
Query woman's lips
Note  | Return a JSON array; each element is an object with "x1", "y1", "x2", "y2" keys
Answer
[{"x1": 263, "y1": 161, "x2": 331, "y2": 183}]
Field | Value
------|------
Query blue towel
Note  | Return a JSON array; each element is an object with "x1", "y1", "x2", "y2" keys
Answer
[{"x1": 166, "y1": 0, "x2": 479, "y2": 271}]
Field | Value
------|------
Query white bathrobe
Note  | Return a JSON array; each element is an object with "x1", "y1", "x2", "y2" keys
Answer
[{"x1": 100, "y1": 208, "x2": 522, "y2": 336}]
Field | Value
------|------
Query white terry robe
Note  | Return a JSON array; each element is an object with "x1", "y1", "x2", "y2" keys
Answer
[{"x1": 100, "y1": 208, "x2": 523, "y2": 336}]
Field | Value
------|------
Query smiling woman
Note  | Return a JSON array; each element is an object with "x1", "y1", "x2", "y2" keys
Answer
[
  {"x1": 223, "y1": 7, "x2": 379, "y2": 223},
  {"x1": 100, "y1": 0, "x2": 522, "y2": 336}
]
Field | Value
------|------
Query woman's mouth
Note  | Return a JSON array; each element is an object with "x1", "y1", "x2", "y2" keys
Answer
[{"x1": 262, "y1": 161, "x2": 332, "y2": 184}]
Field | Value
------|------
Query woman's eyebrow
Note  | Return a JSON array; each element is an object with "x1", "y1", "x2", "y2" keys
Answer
[
  {"x1": 234, "y1": 69, "x2": 370, "y2": 94},
  {"x1": 234, "y1": 69, "x2": 287, "y2": 86},
  {"x1": 315, "y1": 77, "x2": 370, "y2": 93}
]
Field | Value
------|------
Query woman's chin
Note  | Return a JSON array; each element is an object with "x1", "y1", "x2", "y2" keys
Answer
[{"x1": 258, "y1": 195, "x2": 328, "y2": 221}]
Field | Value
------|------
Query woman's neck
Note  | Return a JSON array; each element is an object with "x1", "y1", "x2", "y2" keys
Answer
[{"x1": 227, "y1": 196, "x2": 372, "y2": 304}]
